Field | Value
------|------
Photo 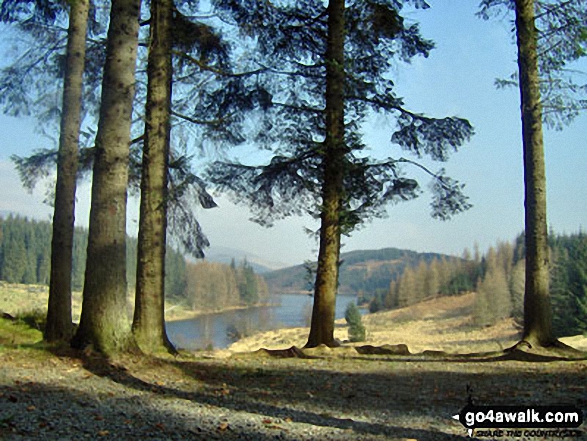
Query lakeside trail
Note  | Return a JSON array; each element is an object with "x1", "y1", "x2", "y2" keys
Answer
[{"x1": 1, "y1": 287, "x2": 587, "y2": 440}]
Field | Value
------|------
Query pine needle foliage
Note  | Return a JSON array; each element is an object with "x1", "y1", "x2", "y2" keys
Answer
[
  {"x1": 478, "y1": 0, "x2": 587, "y2": 130},
  {"x1": 207, "y1": 0, "x2": 474, "y2": 231}
]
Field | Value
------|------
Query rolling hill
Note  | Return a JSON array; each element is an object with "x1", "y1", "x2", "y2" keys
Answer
[{"x1": 263, "y1": 247, "x2": 455, "y2": 296}]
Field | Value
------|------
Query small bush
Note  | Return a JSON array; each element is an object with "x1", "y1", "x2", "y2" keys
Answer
[
  {"x1": 0, "y1": 316, "x2": 42, "y2": 346},
  {"x1": 226, "y1": 323, "x2": 244, "y2": 343},
  {"x1": 345, "y1": 302, "x2": 366, "y2": 342}
]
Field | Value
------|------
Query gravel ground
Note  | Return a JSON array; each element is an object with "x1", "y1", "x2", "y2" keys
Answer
[{"x1": 1, "y1": 345, "x2": 586, "y2": 441}]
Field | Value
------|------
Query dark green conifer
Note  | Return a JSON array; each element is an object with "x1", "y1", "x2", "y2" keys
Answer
[{"x1": 345, "y1": 302, "x2": 366, "y2": 343}]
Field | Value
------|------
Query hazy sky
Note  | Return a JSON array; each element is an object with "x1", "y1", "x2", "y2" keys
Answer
[{"x1": 0, "y1": 0, "x2": 585, "y2": 268}]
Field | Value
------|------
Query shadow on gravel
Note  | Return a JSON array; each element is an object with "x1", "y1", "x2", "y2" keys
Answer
[
  {"x1": 75, "y1": 355, "x2": 473, "y2": 440},
  {"x1": 1, "y1": 380, "x2": 287, "y2": 440},
  {"x1": 75, "y1": 350, "x2": 587, "y2": 441},
  {"x1": 0, "y1": 381, "x2": 474, "y2": 441}
]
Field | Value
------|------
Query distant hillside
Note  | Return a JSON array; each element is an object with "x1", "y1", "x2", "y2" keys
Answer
[
  {"x1": 202, "y1": 246, "x2": 285, "y2": 274},
  {"x1": 263, "y1": 247, "x2": 453, "y2": 296}
]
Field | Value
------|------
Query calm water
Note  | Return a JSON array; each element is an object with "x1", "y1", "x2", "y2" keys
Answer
[{"x1": 166, "y1": 293, "x2": 358, "y2": 350}]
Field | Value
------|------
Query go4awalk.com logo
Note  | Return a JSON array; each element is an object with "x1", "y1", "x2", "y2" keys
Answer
[{"x1": 452, "y1": 404, "x2": 584, "y2": 438}]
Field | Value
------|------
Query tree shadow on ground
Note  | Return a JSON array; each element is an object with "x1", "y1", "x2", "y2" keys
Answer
[
  {"x1": 73, "y1": 347, "x2": 587, "y2": 441},
  {"x1": 78, "y1": 354, "x2": 474, "y2": 440},
  {"x1": 0, "y1": 379, "x2": 312, "y2": 440}
]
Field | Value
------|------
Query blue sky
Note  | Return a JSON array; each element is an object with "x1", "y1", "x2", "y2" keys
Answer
[{"x1": 0, "y1": 0, "x2": 585, "y2": 268}]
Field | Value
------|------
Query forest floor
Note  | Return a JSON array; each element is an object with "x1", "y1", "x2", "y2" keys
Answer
[{"x1": 1, "y1": 286, "x2": 587, "y2": 440}]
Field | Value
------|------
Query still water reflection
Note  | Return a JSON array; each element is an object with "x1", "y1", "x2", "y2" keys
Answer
[{"x1": 166, "y1": 293, "x2": 358, "y2": 350}]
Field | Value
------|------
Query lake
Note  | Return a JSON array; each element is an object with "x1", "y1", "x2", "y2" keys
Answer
[{"x1": 166, "y1": 293, "x2": 359, "y2": 350}]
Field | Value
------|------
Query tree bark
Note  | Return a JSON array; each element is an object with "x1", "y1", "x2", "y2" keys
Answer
[
  {"x1": 72, "y1": 0, "x2": 142, "y2": 354},
  {"x1": 45, "y1": 0, "x2": 90, "y2": 343},
  {"x1": 305, "y1": 0, "x2": 345, "y2": 348},
  {"x1": 515, "y1": 0, "x2": 555, "y2": 346},
  {"x1": 132, "y1": 0, "x2": 175, "y2": 354}
]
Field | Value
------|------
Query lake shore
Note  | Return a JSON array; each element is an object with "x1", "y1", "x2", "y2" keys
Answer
[
  {"x1": 2, "y1": 281, "x2": 586, "y2": 355},
  {"x1": 228, "y1": 293, "x2": 587, "y2": 354},
  {"x1": 165, "y1": 301, "x2": 280, "y2": 323}
]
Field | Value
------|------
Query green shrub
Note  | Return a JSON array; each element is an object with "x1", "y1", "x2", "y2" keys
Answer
[{"x1": 345, "y1": 302, "x2": 366, "y2": 342}]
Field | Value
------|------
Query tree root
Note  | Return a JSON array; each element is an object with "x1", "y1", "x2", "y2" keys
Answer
[{"x1": 236, "y1": 339, "x2": 587, "y2": 362}]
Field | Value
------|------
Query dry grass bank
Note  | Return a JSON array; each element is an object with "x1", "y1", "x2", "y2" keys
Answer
[
  {"x1": 2, "y1": 281, "x2": 585, "y2": 355},
  {"x1": 229, "y1": 293, "x2": 587, "y2": 354},
  {"x1": 0, "y1": 281, "x2": 199, "y2": 323}
]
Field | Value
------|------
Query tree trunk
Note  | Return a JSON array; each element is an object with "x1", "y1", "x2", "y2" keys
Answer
[
  {"x1": 305, "y1": 0, "x2": 345, "y2": 348},
  {"x1": 515, "y1": 0, "x2": 555, "y2": 346},
  {"x1": 45, "y1": 0, "x2": 90, "y2": 343},
  {"x1": 132, "y1": 0, "x2": 175, "y2": 354},
  {"x1": 71, "y1": 0, "x2": 142, "y2": 354}
]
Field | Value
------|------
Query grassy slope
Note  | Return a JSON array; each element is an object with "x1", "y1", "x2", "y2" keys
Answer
[
  {"x1": 1, "y1": 288, "x2": 586, "y2": 441},
  {"x1": 2, "y1": 281, "x2": 585, "y2": 354},
  {"x1": 0, "y1": 281, "x2": 196, "y2": 323},
  {"x1": 229, "y1": 293, "x2": 587, "y2": 354}
]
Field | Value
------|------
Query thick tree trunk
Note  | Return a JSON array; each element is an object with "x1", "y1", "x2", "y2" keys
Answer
[
  {"x1": 305, "y1": 0, "x2": 345, "y2": 348},
  {"x1": 132, "y1": 0, "x2": 175, "y2": 354},
  {"x1": 515, "y1": 0, "x2": 555, "y2": 346},
  {"x1": 72, "y1": 0, "x2": 142, "y2": 354},
  {"x1": 45, "y1": 0, "x2": 90, "y2": 343}
]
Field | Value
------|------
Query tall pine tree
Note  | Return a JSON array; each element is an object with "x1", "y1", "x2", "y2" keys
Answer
[
  {"x1": 72, "y1": 0, "x2": 142, "y2": 354},
  {"x1": 480, "y1": 0, "x2": 586, "y2": 350},
  {"x1": 45, "y1": 0, "x2": 90, "y2": 342},
  {"x1": 132, "y1": 0, "x2": 175, "y2": 354},
  {"x1": 515, "y1": 0, "x2": 554, "y2": 347},
  {"x1": 210, "y1": 0, "x2": 473, "y2": 347}
]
